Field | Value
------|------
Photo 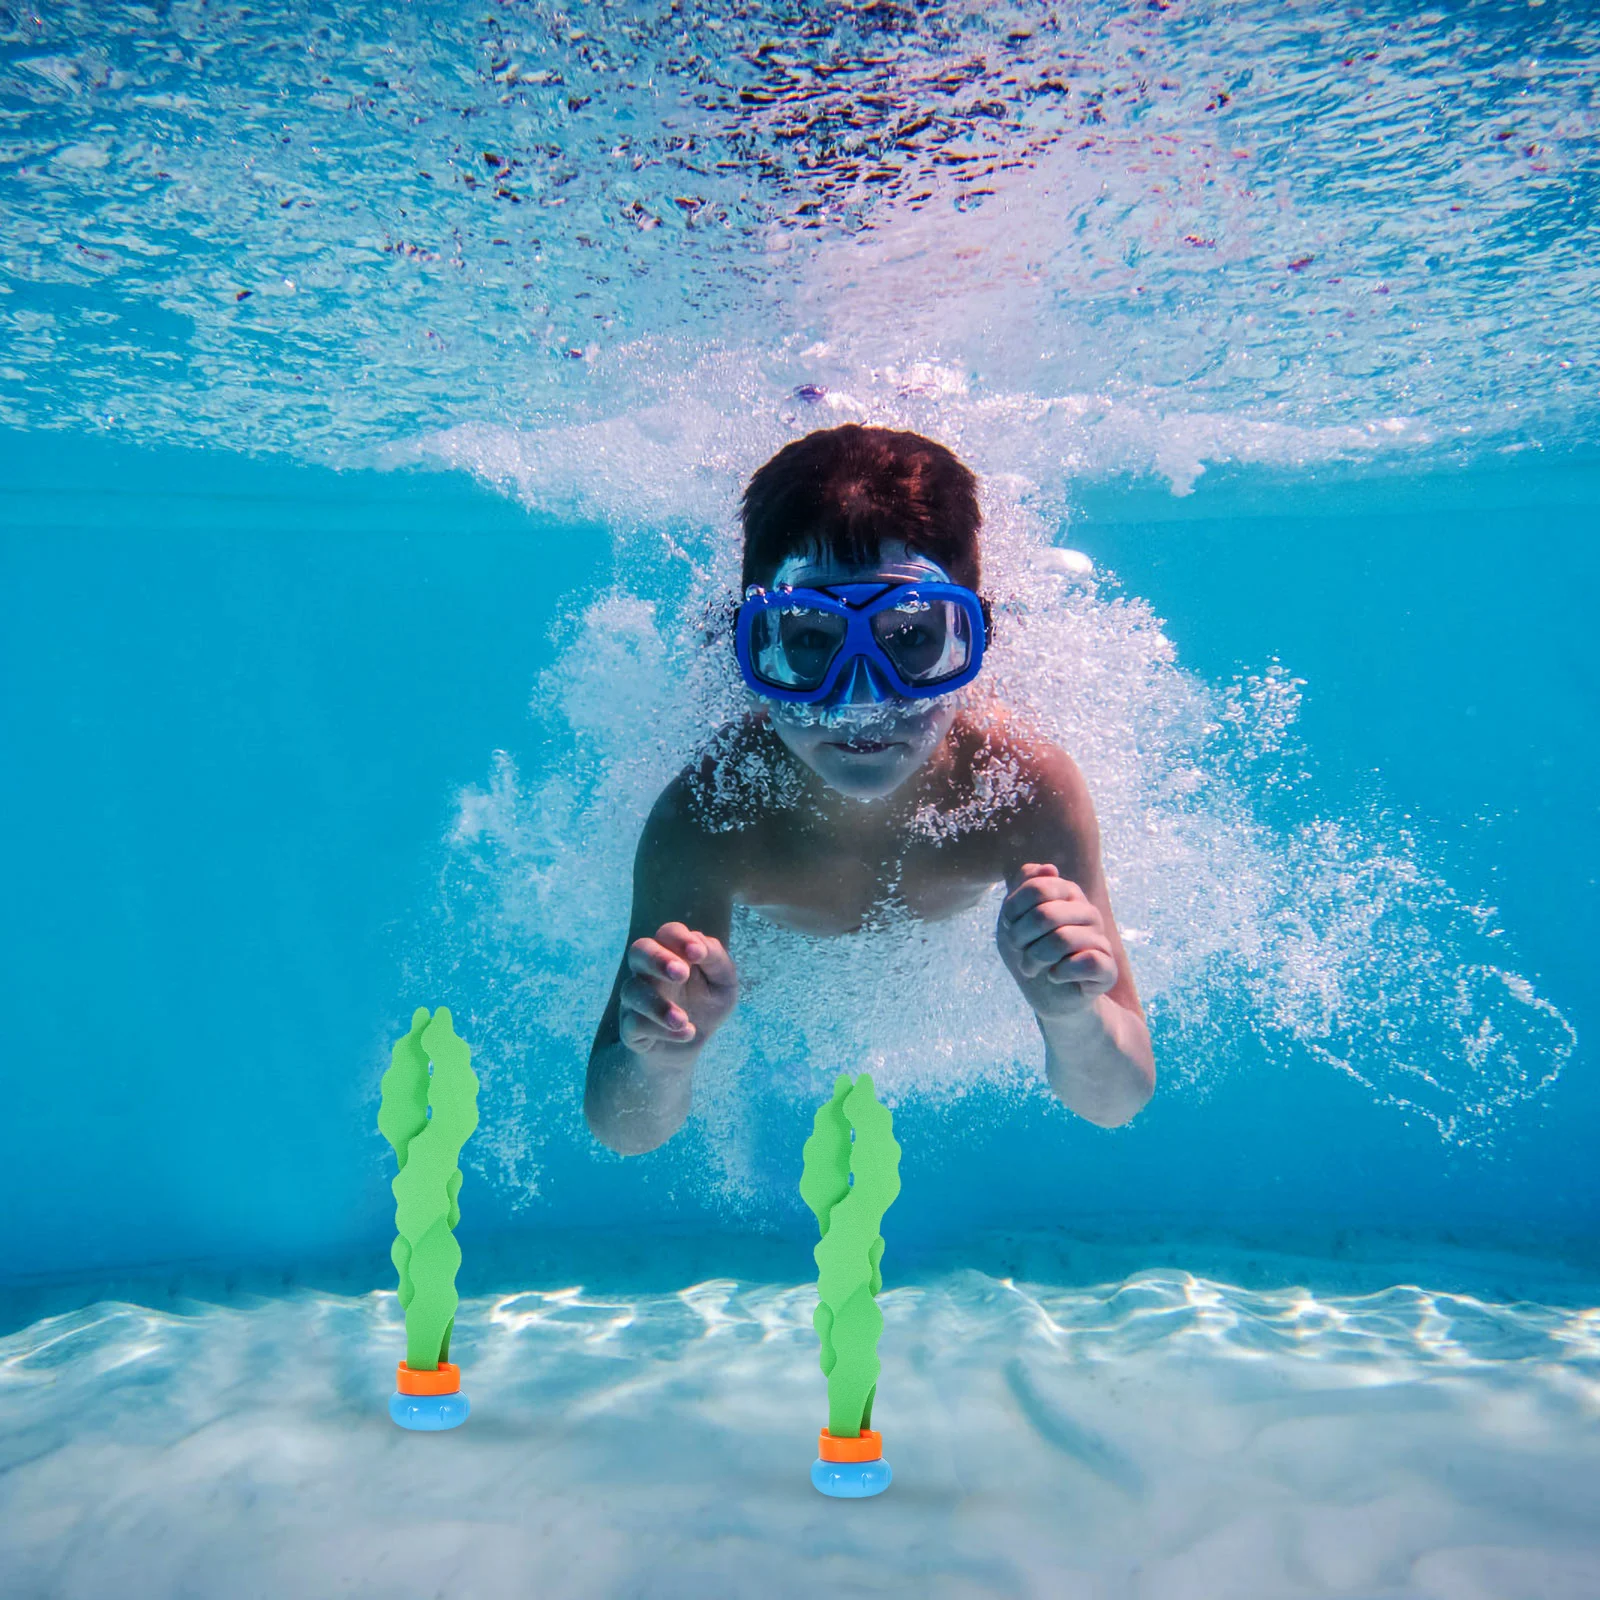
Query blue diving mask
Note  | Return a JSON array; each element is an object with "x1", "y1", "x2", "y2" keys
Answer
[{"x1": 735, "y1": 579, "x2": 989, "y2": 705}]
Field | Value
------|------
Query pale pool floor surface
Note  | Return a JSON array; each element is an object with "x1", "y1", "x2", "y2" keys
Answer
[{"x1": 3, "y1": 1269, "x2": 1598, "y2": 1600}]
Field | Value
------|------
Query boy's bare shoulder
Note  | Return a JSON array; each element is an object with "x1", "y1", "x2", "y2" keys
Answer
[
  {"x1": 948, "y1": 713, "x2": 1100, "y2": 864},
  {"x1": 953, "y1": 713, "x2": 1094, "y2": 812},
  {"x1": 649, "y1": 717, "x2": 798, "y2": 844}
]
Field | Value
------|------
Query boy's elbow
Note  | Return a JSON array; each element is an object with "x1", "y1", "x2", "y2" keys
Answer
[
  {"x1": 1095, "y1": 1024, "x2": 1157, "y2": 1126},
  {"x1": 583, "y1": 1062, "x2": 682, "y2": 1157},
  {"x1": 1125, "y1": 1053, "x2": 1157, "y2": 1121},
  {"x1": 1058, "y1": 1049, "x2": 1155, "y2": 1129},
  {"x1": 1077, "y1": 1087, "x2": 1151, "y2": 1130},
  {"x1": 590, "y1": 1119, "x2": 671, "y2": 1158},
  {"x1": 583, "y1": 1091, "x2": 659, "y2": 1157}
]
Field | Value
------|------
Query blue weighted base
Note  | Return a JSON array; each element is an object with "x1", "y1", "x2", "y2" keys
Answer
[
  {"x1": 390, "y1": 1390, "x2": 470, "y2": 1431},
  {"x1": 812, "y1": 1456, "x2": 892, "y2": 1498}
]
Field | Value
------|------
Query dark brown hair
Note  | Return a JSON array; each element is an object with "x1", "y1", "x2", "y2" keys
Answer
[{"x1": 740, "y1": 425, "x2": 981, "y2": 591}]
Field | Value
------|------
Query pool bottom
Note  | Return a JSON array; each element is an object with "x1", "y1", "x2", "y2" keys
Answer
[{"x1": 2, "y1": 1269, "x2": 1597, "y2": 1599}]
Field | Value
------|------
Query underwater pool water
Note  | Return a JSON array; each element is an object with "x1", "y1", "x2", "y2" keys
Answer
[{"x1": 4, "y1": 1, "x2": 1598, "y2": 1595}]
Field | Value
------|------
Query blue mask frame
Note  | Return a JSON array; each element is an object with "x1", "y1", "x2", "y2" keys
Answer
[{"x1": 734, "y1": 580, "x2": 989, "y2": 704}]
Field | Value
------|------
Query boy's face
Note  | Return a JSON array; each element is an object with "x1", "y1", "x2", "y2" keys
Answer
[{"x1": 760, "y1": 541, "x2": 962, "y2": 802}]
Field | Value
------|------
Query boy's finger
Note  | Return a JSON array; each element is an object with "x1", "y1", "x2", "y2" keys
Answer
[
  {"x1": 1008, "y1": 863, "x2": 1062, "y2": 902},
  {"x1": 621, "y1": 976, "x2": 693, "y2": 1031},
  {"x1": 621, "y1": 1009, "x2": 697, "y2": 1050},
  {"x1": 1030, "y1": 926, "x2": 1110, "y2": 960},
  {"x1": 619, "y1": 1012, "x2": 656, "y2": 1050},
  {"x1": 1001, "y1": 876, "x2": 1083, "y2": 922},
  {"x1": 1001, "y1": 879, "x2": 1057, "y2": 920},
  {"x1": 1005, "y1": 902, "x2": 1101, "y2": 946},
  {"x1": 692, "y1": 936, "x2": 737, "y2": 989},
  {"x1": 1017, "y1": 927, "x2": 1111, "y2": 976},
  {"x1": 655, "y1": 921, "x2": 710, "y2": 964},
  {"x1": 1017, "y1": 865, "x2": 1085, "y2": 897},
  {"x1": 628, "y1": 938, "x2": 691, "y2": 983},
  {"x1": 1047, "y1": 948, "x2": 1117, "y2": 988},
  {"x1": 617, "y1": 972, "x2": 694, "y2": 1036},
  {"x1": 621, "y1": 1011, "x2": 670, "y2": 1049}
]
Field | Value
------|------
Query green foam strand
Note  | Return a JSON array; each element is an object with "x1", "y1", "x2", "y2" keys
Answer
[
  {"x1": 801, "y1": 1073, "x2": 902, "y2": 1439},
  {"x1": 379, "y1": 1007, "x2": 480, "y2": 1371}
]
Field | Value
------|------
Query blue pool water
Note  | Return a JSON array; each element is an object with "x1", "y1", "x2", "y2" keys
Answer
[{"x1": 4, "y1": 2, "x2": 1599, "y2": 1594}]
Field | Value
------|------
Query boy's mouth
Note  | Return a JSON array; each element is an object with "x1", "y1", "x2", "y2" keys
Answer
[{"x1": 826, "y1": 737, "x2": 895, "y2": 756}]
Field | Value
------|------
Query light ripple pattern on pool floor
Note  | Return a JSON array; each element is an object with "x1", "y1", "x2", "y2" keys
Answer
[{"x1": 2, "y1": 1270, "x2": 1598, "y2": 1598}]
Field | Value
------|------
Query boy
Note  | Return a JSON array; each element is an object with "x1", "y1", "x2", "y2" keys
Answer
[{"x1": 585, "y1": 425, "x2": 1154, "y2": 1154}]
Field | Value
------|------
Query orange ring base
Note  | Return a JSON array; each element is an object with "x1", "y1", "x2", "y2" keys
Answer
[
  {"x1": 818, "y1": 1427, "x2": 883, "y2": 1463},
  {"x1": 396, "y1": 1360, "x2": 461, "y2": 1396}
]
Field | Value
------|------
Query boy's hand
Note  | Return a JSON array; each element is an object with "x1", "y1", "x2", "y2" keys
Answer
[
  {"x1": 997, "y1": 864, "x2": 1119, "y2": 1018},
  {"x1": 619, "y1": 922, "x2": 738, "y2": 1055}
]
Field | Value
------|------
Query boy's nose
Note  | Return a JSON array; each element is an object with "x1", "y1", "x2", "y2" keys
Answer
[{"x1": 829, "y1": 654, "x2": 891, "y2": 707}]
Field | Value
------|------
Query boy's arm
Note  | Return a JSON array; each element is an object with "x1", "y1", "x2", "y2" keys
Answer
[
  {"x1": 996, "y1": 745, "x2": 1155, "y2": 1128},
  {"x1": 584, "y1": 778, "x2": 738, "y2": 1155}
]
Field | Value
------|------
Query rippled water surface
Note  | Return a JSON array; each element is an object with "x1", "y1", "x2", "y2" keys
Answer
[
  {"x1": 4, "y1": 1269, "x2": 1599, "y2": 1598},
  {"x1": 4, "y1": 0, "x2": 1597, "y2": 475}
]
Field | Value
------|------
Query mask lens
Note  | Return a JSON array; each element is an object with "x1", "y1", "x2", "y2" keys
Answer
[
  {"x1": 870, "y1": 597, "x2": 971, "y2": 685},
  {"x1": 749, "y1": 604, "x2": 848, "y2": 691}
]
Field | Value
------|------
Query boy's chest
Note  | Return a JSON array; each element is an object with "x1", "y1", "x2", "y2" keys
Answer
[{"x1": 734, "y1": 827, "x2": 1002, "y2": 935}]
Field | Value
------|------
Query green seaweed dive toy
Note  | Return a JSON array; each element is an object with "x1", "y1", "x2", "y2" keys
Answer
[
  {"x1": 378, "y1": 1006, "x2": 480, "y2": 1432},
  {"x1": 800, "y1": 1072, "x2": 902, "y2": 1498}
]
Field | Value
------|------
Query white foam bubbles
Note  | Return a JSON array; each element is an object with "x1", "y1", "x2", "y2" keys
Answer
[
  {"x1": 1037, "y1": 547, "x2": 1095, "y2": 582},
  {"x1": 425, "y1": 465, "x2": 1572, "y2": 1201}
]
